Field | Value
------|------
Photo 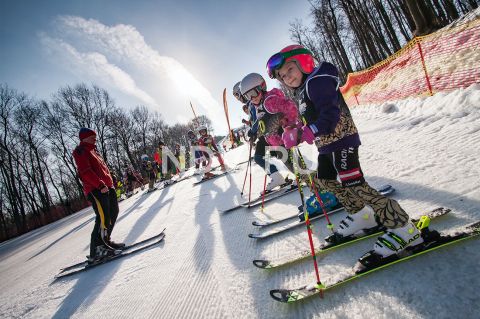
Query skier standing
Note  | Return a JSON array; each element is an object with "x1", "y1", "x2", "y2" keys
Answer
[
  {"x1": 266, "y1": 45, "x2": 423, "y2": 258},
  {"x1": 197, "y1": 125, "x2": 226, "y2": 174},
  {"x1": 72, "y1": 128, "x2": 124, "y2": 263},
  {"x1": 145, "y1": 160, "x2": 157, "y2": 190},
  {"x1": 187, "y1": 130, "x2": 204, "y2": 175},
  {"x1": 239, "y1": 73, "x2": 298, "y2": 191}
]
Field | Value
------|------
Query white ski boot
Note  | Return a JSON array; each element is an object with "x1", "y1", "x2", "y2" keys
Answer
[
  {"x1": 326, "y1": 206, "x2": 379, "y2": 243},
  {"x1": 373, "y1": 221, "x2": 424, "y2": 257},
  {"x1": 266, "y1": 171, "x2": 285, "y2": 191}
]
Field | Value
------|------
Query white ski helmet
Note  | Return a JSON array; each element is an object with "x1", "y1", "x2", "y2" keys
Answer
[
  {"x1": 240, "y1": 73, "x2": 266, "y2": 101},
  {"x1": 197, "y1": 125, "x2": 207, "y2": 134},
  {"x1": 233, "y1": 81, "x2": 247, "y2": 103}
]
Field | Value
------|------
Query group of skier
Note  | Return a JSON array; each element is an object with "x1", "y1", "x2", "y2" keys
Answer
[
  {"x1": 72, "y1": 43, "x2": 424, "y2": 267},
  {"x1": 234, "y1": 44, "x2": 424, "y2": 262}
]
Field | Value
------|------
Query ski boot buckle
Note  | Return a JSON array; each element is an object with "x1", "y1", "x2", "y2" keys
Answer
[{"x1": 416, "y1": 215, "x2": 431, "y2": 230}]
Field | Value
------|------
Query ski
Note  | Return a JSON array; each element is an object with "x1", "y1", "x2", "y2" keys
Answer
[
  {"x1": 193, "y1": 171, "x2": 229, "y2": 185},
  {"x1": 221, "y1": 183, "x2": 298, "y2": 213},
  {"x1": 252, "y1": 185, "x2": 393, "y2": 227},
  {"x1": 248, "y1": 186, "x2": 395, "y2": 240},
  {"x1": 193, "y1": 167, "x2": 240, "y2": 185},
  {"x1": 235, "y1": 158, "x2": 253, "y2": 166},
  {"x1": 58, "y1": 228, "x2": 166, "y2": 273},
  {"x1": 269, "y1": 220, "x2": 480, "y2": 303},
  {"x1": 55, "y1": 231, "x2": 166, "y2": 280},
  {"x1": 143, "y1": 187, "x2": 160, "y2": 195},
  {"x1": 253, "y1": 207, "x2": 449, "y2": 269}
]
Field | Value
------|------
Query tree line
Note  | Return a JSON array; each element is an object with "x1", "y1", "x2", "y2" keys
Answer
[
  {"x1": 0, "y1": 83, "x2": 211, "y2": 241},
  {"x1": 290, "y1": 0, "x2": 479, "y2": 81}
]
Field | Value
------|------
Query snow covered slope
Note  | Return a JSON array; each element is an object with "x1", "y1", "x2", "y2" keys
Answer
[{"x1": 0, "y1": 84, "x2": 479, "y2": 318}]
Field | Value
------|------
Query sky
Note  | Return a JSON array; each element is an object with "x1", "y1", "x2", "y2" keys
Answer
[{"x1": 0, "y1": 0, "x2": 312, "y2": 134}]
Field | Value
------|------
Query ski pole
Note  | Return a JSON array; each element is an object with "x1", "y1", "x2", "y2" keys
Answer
[
  {"x1": 296, "y1": 149, "x2": 334, "y2": 233},
  {"x1": 247, "y1": 140, "x2": 254, "y2": 205},
  {"x1": 241, "y1": 141, "x2": 253, "y2": 196},
  {"x1": 290, "y1": 147, "x2": 325, "y2": 298},
  {"x1": 248, "y1": 155, "x2": 253, "y2": 205},
  {"x1": 261, "y1": 174, "x2": 267, "y2": 212}
]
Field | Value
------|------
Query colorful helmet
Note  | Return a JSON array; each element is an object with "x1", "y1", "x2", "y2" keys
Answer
[
  {"x1": 266, "y1": 44, "x2": 315, "y2": 79},
  {"x1": 187, "y1": 130, "x2": 196, "y2": 141},
  {"x1": 233, "y1": 81, "x2": 247, "y2": 103},
  {"x1": 240, "y1": 73, "x2": 266, "y2": 101}
]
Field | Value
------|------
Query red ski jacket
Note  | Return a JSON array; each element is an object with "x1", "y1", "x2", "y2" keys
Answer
[{"x1": 73, "y1": 142, "x2": 113, "y2": 196}]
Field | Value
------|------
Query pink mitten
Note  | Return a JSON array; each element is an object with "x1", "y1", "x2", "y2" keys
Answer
[
  {"x1": 282, "y1": 126, "x2": 299, "y2": 149},
  {"x1": 301, "y1": 125, "x2": 315, "y2": 144}
]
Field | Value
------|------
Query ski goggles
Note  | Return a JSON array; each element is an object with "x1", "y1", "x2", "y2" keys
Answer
[
  {"x1": 243, "y1": 87, "x2": 262, "y2": 101},
  {"x1": 266, "y1": 48, "x2": 312, "y2": 79}
]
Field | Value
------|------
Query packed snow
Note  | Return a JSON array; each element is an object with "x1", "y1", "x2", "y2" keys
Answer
[{"x1": 1, "y1": 84, "x2": 479, "y2": 318}]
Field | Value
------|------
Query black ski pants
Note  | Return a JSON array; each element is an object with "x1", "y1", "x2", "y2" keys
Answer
[{"x1": 87, "y1": 188, "x2": 119, "y2": 257}]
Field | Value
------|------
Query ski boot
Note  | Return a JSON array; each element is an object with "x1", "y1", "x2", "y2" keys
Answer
[
  {"x1": 325, "y1": 206, "x2": 379, "y2": 244},
  {"x1": 370, "y1": 220, "x2": 424, "y2": 258},
  {"x1": 265, "y1": 172, "x2": 285, "y2": 192},
  {"x1": 88, "y1": 245, "x2": 121, "y2": 264},
  {"x1": 164, "y1": 179, "x2": 175, "y2": 186},
  {"x1": 203, "y1": 171, "x2": 215, "y2": 179},
  {"x1": 105, "y1": 236, "x2": 125, "y2": 249},
  {"x1": 354, "y1": 219, "x2": 426, "y2": 274}
]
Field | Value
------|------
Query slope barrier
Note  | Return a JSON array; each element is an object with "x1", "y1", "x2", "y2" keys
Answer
[{"x1": 340, "y1": 10, "x2": 480, "y2": 106}]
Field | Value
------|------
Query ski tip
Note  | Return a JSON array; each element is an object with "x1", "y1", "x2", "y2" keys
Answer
[
  {"x1": 248, "y1": 233, "x2": 256, "y2": 238},
  {"x1": 220, "y1": 206, "x2": 242, "y2": 213},
  {"x1": 252, "y1": 260, "x2": 270, "y2": 269},
  {"x1": 270, "y1": 289, "x2": 291, "y2": 303},
  {"x1": 252, "y1": 221, "x2": 268, "y2": 227}
]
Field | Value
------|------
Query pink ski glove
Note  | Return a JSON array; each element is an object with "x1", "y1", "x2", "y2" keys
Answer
[
  {"x1": 282, "y1": 126, "x2": 299, "y2": 149},
  {"x1": 301, "y1": 125, "x2": 315, "y2": 144}
]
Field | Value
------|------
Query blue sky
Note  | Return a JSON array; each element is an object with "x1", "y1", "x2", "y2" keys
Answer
[{"x1": 0, "y1": 0, "x2": 311, "y2": 133}]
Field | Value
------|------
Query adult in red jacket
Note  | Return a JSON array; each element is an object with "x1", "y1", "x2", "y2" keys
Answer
[{"x1": 73, "y1": 128, "x2": 124, "y2": 261}]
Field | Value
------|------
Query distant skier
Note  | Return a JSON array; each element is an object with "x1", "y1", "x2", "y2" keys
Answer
[
  {"x1": 124, "y1": 166, "x2": 141, "y2": 195},
  {"x1": 173, "y1": 143, "x2": 183, "y2": 174},
  {"x1": 187, "y1": 130, "x2": 207, "y2": 175},
  {"x1": 157, "y1": 141, "x2": 177, "y2": 184},
  {"x1": 72, "y1": 128, "x2": 124, "y2": 263},
  {"x1": 197, "y1": 125, "x2": 226, "y2": 174},
  {"x1": 267, "y1": 45, "x2": 423, "y2": 260},
  {"x1": 145, "y1": 161, "x2": 157, "y2": 191}
]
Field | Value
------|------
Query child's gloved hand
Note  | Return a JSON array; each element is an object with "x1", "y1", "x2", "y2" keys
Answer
[
  {"x1": 300, "y1": 125, "x2": 315, "y2": 144},
  {"x1": 282, "y1": 126, "x2": 299, "y2": 149}
]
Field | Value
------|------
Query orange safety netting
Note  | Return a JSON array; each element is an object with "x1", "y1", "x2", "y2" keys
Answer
[{"x1": 340, "y1": 13, "x2": 480, "y2": 107}]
